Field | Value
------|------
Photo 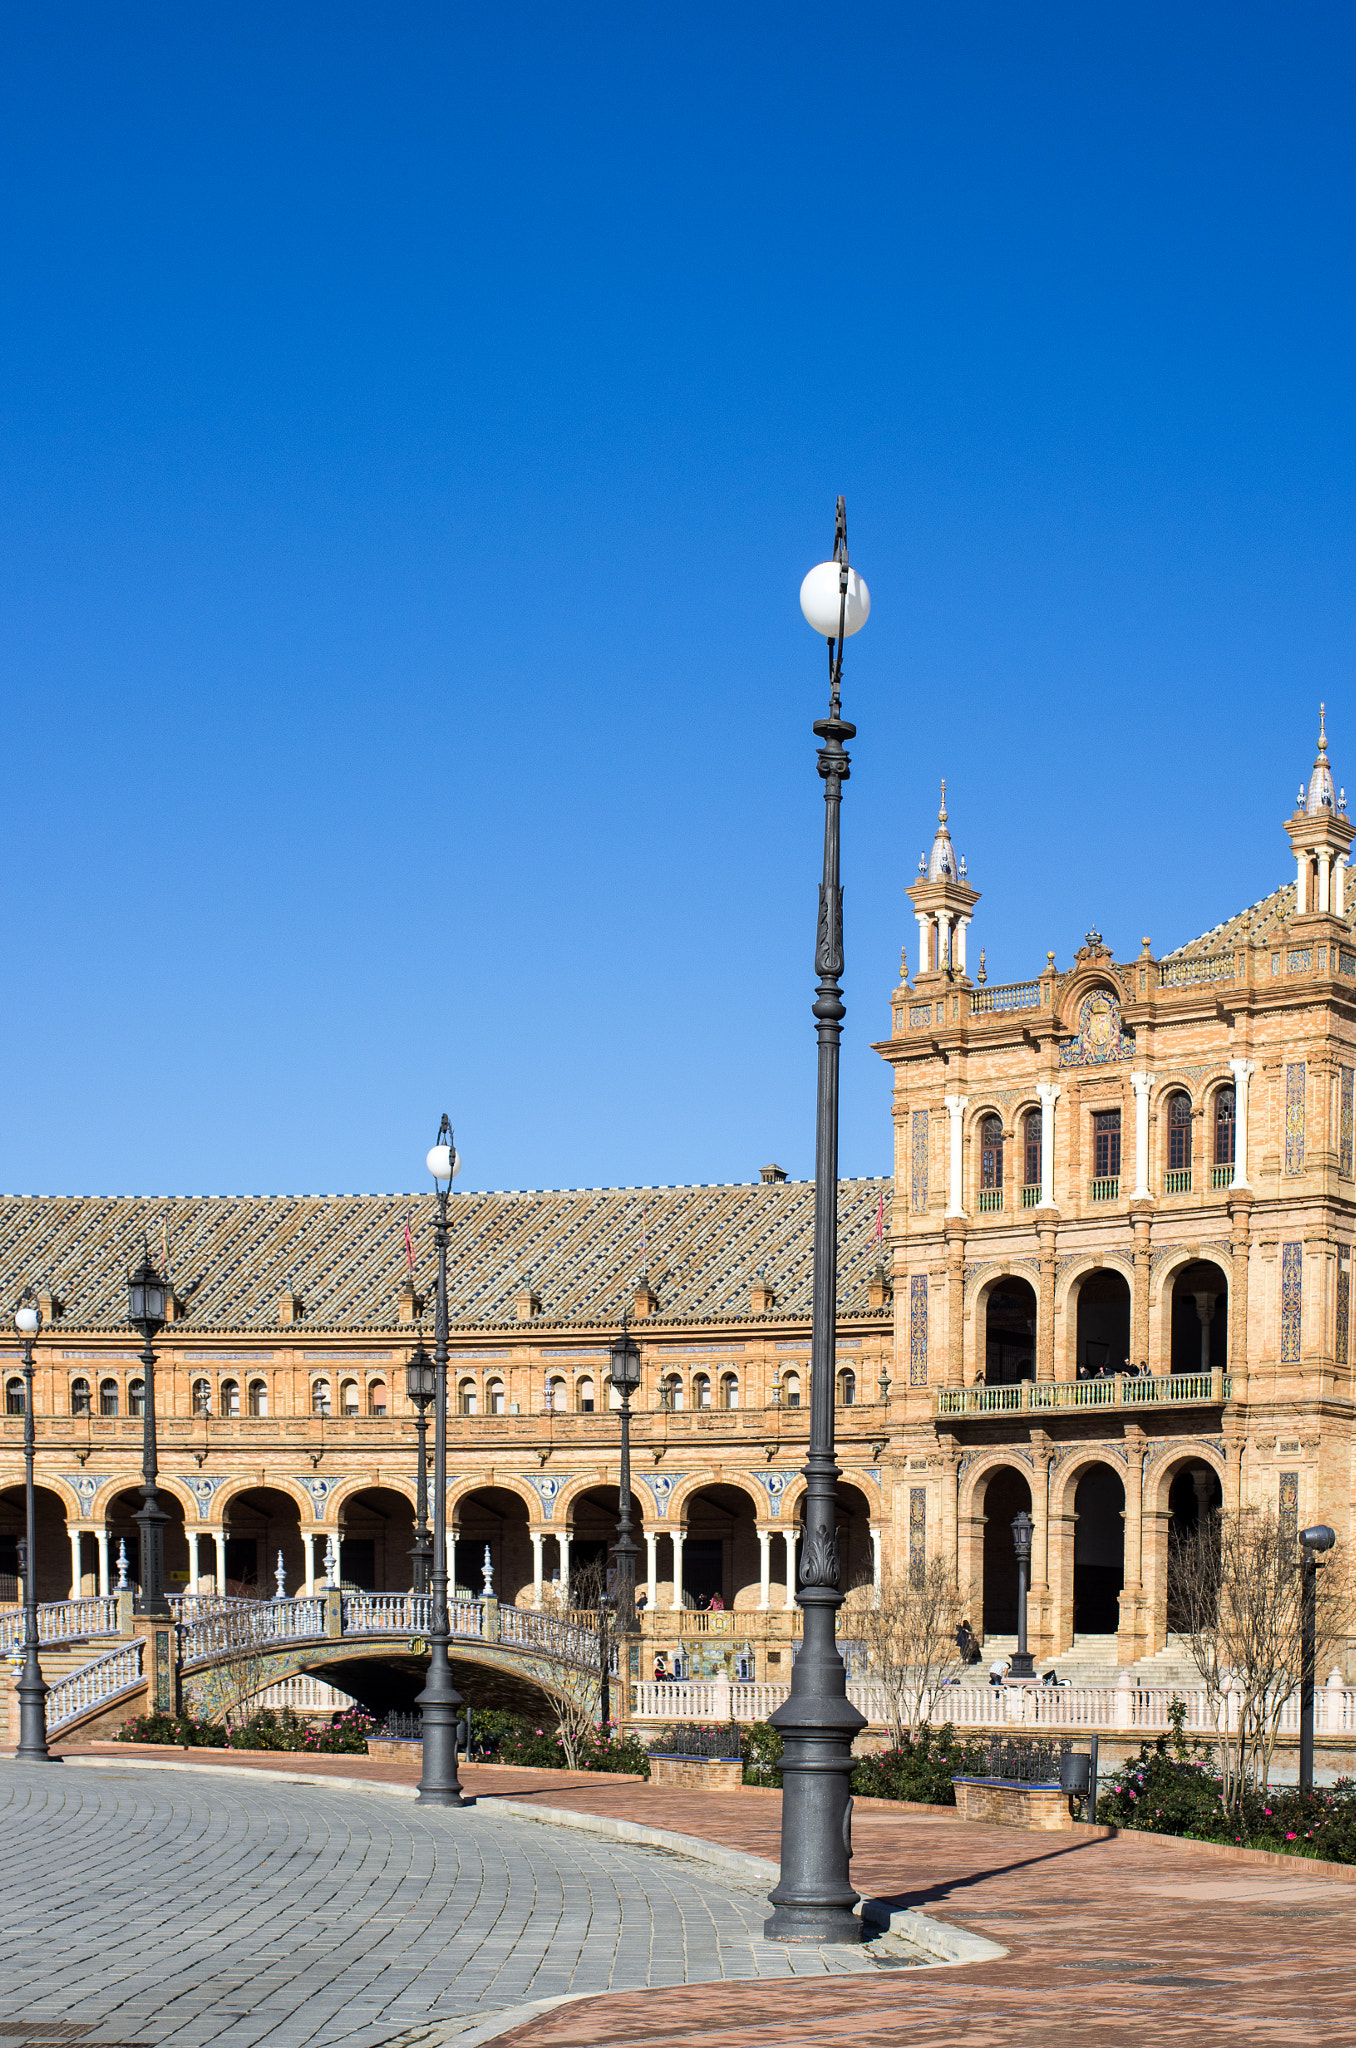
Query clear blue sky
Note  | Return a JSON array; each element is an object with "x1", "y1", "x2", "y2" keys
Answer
[{"x1": 2, "y1": 4, "x2": 1353, "y2": 1197}]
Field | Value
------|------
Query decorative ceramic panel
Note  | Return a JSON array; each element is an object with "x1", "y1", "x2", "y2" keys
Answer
[
  {"x1": 1337, "y1": 1250, "x2": 1351, "y2": 1367},
  {"x1": 909, "y1": 1486, "x2": 926, "y2": 1588},
  {"x1": 1341, "y1": 1068, "x2": 1354, "y2": 1178},
  {"x1": 909, "y1": 1276, "x2": 929, "y2": 1386},
  {"x1": 1285, "y1": 1063, "x2": 1307, "y2": 1174},
  {"x1": 1279, "y1": 1470, "x2": 1299, "y2": 1548},
  {"x1": 909, "y1": 1003, "x2": 931, "y2": 1028},
  {"x1": 753, "y1": 1470, "x2": 790, "y2": 1516},
  {"x1": 1288, "y1": 949, "x2": 1312, "y2": 973},
  {"x1": 293, "y1": 1474, "x2": 346, "y2": 1519},
  {"x1": 1281, "y1": 1242, "x2": 1303, "y2": 1363},
  {"x1": 1058, "y1": 990, "x2": 1133, "y2": 1068},
  {"x1": 59, "y1": 1473, "x2": 113, "y2": 1518},
  {"x1": 911, "y1": 1109, "x2": 930, "y2": 1211}
]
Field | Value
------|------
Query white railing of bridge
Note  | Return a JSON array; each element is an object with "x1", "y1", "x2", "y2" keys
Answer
[
  {"x1": 339, "y1": 1593, "x2": 487, "y2": 1638},
  {"x1": 244, "y1": 1674, "x2": 358, "y2": 1714},
  {"x1": 498, "y1": 1605, "x2": 615, "y2": 1673},
  {"x1": 45, "y1": 1638, "x2": 146, "y2": 1733},
  {"x1": 179, "y1": 1596, "x2": 327, "y2": 1667},
  {"x1": 169, "y1": 1594, "x2": 258, "y2": 1623},
  {"x1": 0, "y1": 1596, "x2": 121, "y2": 1654}
]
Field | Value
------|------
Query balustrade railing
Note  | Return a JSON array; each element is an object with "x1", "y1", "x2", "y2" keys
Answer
[
  {"x1": 45, "y1": 1638, "x2": 145, "y2": 1732},
  {"x1": 935, "y1": 1372, "x2": 1229, "y2": 1418},
  {"x1": 971, "y1": 980, "x2": 1042, "y2": 1013},
  {"x1": 1159, "y1": 952, "x2": 1236, "y2": 988},
  {"x1": 0, "y1": 1595, "x2": 121, "y2": 1653},
  {"x1": 179, "y1": 1596, "x2": 327, "y2": 1667}
]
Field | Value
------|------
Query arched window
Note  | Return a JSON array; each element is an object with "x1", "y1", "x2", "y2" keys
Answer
[
  {"x1": 248, "y1": 1378, "x2": 268, "y2": 1417},
  {"x1": 719, "y1": 1371, "x2": 739, "y2": 1410},
  {"x1": 5, "y1": 1377, "x2": 25, "y2": 1415},
  {"x1": 191, "y1": 1377, "x2": 211, "y2": 1416},
  {"x1": 1214, "y1": 1086, "x2": 1236, "y2": 1177},
  {"x1": 311, "y1": 1378, "x2": 332, "y2": 1416},
  {"x1": 783, "y1": 1370, "x2": 801, "y2": 1408},
  {"x1": 546, "y1": 1374, "x2": 566, "y2": 1412},
  {"x1": 1167, "y1": 1092, "x2": 1193, "y2": 1187},
  {"x1": 660, "y1": 1372, "x2": 683, "y2": 1410},
  {"x1": 340, "y1": 1378, "x2": 359, "y2": 1417},
  {"x1": 220, "y1": 1379, "x2": 240, "y2": 1418},
  {"x1": 980, "y1": 1114, "x2": 1004, "y2": 1204},
  {"x1": 576, "y1": 1376, "x2": 595, "y2": 1414},
  {"x1": 1023, "y1": 1109, "x2": 1042, "y2": 1192},
  {"x1": 458, "y1": 1378, "x2": 478, "y2": 1416},
  {"x1": 837, "y1": 1368, "x2": 856, "y2": 1405},
  {"x1": 71, "y1": 1377, "x2": 91, "y2": 1416},
  {"x1": 99, "y1": 1378, "x2": 119, "y2": 1417},
  {"x1": 129, "y1": 1378, "x2": 145, "y2": 1417},
  {"x1": 486, "y1": 1378, "x2": 505, "y2": 1416},
  {"x1": 693, "y1": 1373, "x2": 711, "y2": 1409},
  {"x1": 367, "y1": 1379, "x2": 387, "y2": 1417}
]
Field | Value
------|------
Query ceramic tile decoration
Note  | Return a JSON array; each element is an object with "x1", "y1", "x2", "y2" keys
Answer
[
  {"x1": 909, "y1": 1274, "x2": 928, "y2": 1384},
  {"x1": 1286, "y1": 1063, "x2": 1307, "y2": 1174},
  {"x1": 909, "y1": 1486, "x2": 926, "y2": 1587},
  {"x1": 1337, "y1": 1250, "x2": 1350, "y2": 1367},
  {"x1": 1342, "y1": 1067, "x2": 1354, "y2": 1178},
  {"x1": 1058, "y1": 989, "x2": 1133, "y2": 1067},
  {"x1": 1281, "y1": 1242, "x2": 1303, "y2": 1362},
  {"x1": 911, "y1": 1108, "x2": 930, "y2": 1211},
  {"x1": 1279, "y1": 1470, "x2": 1299, "y2": 1547}
]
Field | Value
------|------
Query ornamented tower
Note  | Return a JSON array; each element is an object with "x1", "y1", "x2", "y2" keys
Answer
[
  {"x1": 905, "y1": 781, "x2": 979, "y2": 982},
  {"x1": 1287, "y1": 705, "x2": 1354, "y2": 919}
]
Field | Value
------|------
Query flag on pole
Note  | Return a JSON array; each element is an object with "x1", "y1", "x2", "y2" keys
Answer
[{"x1": 404, "y1": 1217, "x2": 416, "y2": 1280}]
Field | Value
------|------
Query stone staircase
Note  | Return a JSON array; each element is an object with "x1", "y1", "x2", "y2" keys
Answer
[
  {"x1": 0, "y1": 1642, "x2": 123, "y2": 1744},
  {"x1": 977, "y1": 1632, "x2": 1203, "y2": 1689}
]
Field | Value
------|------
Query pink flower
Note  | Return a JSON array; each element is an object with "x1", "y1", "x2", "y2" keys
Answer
[{"x1": 1287, "y1": 1832, "x2": 1297, "y2": 1841}]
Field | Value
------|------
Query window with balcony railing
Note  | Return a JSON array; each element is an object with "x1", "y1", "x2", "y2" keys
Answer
[
  {"x1": 1164, "y1": 1169, "x2": 1192, "y2": 1193},
  {"x1": 980, "y1": 1114, "x2": 1003, "y2": 1211},
  {"x1": 1020, "y1": 1184, "x2": 1042, "y2": 1207},
  {"x1": 1210, "y1": 1163, "x2": 1234, "y2": 1188},
  {"x1": 1024, "y1": 1108, "x2": 1042, "y2": 1190},
  {"x1": 1167, "y1": 1091, "x2": 1192, "y2": 1185},
  {"x1": 1090, "y1": 1176, "x2": 1119, "y2": 1202},
  {"x1": 1091, "y1": 1110, "x2": 1120, "y2": 1201}
]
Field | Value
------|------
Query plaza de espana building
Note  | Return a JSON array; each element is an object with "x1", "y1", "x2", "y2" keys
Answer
[{"x1": 4, "y1": 713, "x2": 1356, "y2": 1685}]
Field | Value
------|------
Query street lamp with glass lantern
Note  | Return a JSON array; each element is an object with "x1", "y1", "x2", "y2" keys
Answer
[
  {"x1": 415, "y1": 1116, "x2": 467, "y2": 1806},
  {"x1": 12, "y1": 1288, "x2": 54, "y2": 1762},
  {"x1": 1009, "y1": 1510, "x2": 1035, "y2": 1679},
  {"x1": 766, "y1": 498, "x2": 871, "y2": 1945},
  {"x1": 406, "y1": 1338, "x2": 436, "y2": 1595},
  {"x1": 607, "y1": 1321, "x2": 641, "y2": 1634},
  {"x1": 126, "y1": 1248, "x2": 171, "y2": 1619},
  {"x1": 1299, "y1": 1523, "x2": 1336, "y2": 1794}
]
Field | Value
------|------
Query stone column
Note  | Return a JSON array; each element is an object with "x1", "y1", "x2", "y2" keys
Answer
[
  {"x1": 68, "y1": 1524, "x2": 84, "y2": 1599},
  {"x1": 1320, "y1": 849, "x2": 1332, "y2": 913},
  {"x1": 1028, "y1": 1436, "x2": 1054, "y2": 1656},
  {"x1": 1037, "y1": 1218, "x2": 1058, "y2": 1381},
  {"x1": 530, "y1": 1531, "x2": 544, "y2": 1606},
  {"x1": 186, "y1": 1529, "x2": 200, "y2": 1595},
  {"x1": 944, "y1": 1094, "x2": 968, "y2": 1216},
  {"x1": 1229, "y1": 1058, "x2": 1255, "y2": 1189},
  {"x1": 785, "y1": 1530, "x2": 799, "y2": 1610},
  {"x1": 1036, "y1": 1082, "x2": 1060, "y2": 1208},
  {"x1": 1194, "y1": 1291, "x2": 1220, "y2": 1371},
  {"x1": 757, "y1": 1528, "x2": 771, "y2": 1610},
  {"x1": 1338, "y1": 857, "x2": 1348, "y2": 917},
  {"x1": 1228, "y1": 1190, "x2": 1253, "y2": 1392},
  {"x1": 645, "y1": 1529, "x2": 658, "y2": 1612},
  {"x1": 1130, "y1": 1072, "x2": 1153, "y2": 1197},
  {"x1": 946, "y1": 1223, "x2": 967, "y2": 1385},
  {"x1": 669, "y1": 1529, "x2": 683, "y2": 1609},
  {"x1": 1120, "y1": 1431, "x2": 1149, "y2": 1665},
  {"x1": 1297, "y1": 847, "x2": 1309, "y2": 913},
  {"x1": 871, "y1": 1526, "x2": 882, "y2": 1596},
  {"x1": 916, "y1": 913, "x2": 929, "y2": 978},
  {"x1": 96, "y1": 1525, "x2": 110, "y2": 1597},
  {"x1": 939, "y1": 912, "x2": 954, "y2": 971},
  {"x1": 303, "y1": 1530, "x2": 320, "y2": 1595},
  {"x1": 956, "y1": 916, "x2": 971, "y2": 975},
  {"x1": 1130, "y1": 1205, "x2": 1152, "y2": 1371}
]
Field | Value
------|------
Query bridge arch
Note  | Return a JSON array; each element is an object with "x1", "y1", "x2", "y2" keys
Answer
[{"x1": 209, "y1": 1474, "x2": 317, "y2": 1527}]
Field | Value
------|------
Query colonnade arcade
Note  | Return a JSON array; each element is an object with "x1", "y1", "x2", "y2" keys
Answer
[
  {"x1": 969, "y1": 1255, "x2": 1230, "y2": 1384},
  {"x1": 959, "y1": 1446, "x2": 1225, "y2": 1661}
]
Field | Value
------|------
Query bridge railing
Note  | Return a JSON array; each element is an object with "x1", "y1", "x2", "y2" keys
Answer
[
  {"x1": 46, "y1": 1638, "x2": 146, "y2": 1733},
  {"x1": 497, "y1": 1605, "x2": 615, "y2": 1673},
  {"x1": 340, "y1": 1593, "x2": 488, "y2": 1638},
  {"x1": 0, "y1": 1595, "x2": 121, "y2": 1654},
  {"x1": 179, "y1": 1596, "x2": 327, "y2": 1668}
]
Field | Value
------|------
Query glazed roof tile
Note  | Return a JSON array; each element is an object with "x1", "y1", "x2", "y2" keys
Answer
[
  {"x1": 1161, "y1": 882, "x2": 1306, "y2": 960},
  {"x1": 0, "y1": 1179, "x2": 892, "y2": 1334}
]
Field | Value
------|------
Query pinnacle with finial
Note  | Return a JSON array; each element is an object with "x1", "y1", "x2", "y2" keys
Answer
[
  {"x1": 938, "y1": 777, "x2": 947, "y2": 824},
  {"x1": 1320, "y1": 701, "x2": 1328, "y2": 753}
]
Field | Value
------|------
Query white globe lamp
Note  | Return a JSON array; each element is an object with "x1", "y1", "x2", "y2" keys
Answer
[
  {"x1": 799, "y1": 561, "x2": 870, "y2": 639},
  {"x1": 427, "y1": 1142, "x2": 462, "y2": 1182}
]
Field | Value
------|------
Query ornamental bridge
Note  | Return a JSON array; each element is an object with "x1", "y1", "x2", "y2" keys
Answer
[{"x1": 2, "y1": 1591, "x2": 614, "y2": 1739}]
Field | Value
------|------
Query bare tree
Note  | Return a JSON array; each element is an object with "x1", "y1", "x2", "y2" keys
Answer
[
  {"x1": 1170, "y1": 1505, "x2": 1351, "y2": 1806},
  {"x1": 520, "y1": 1553, "x2": 612, "y2": 1768},
  {"x1": 843, "y1": 1558, "x2": 965, "y2": 1743}
]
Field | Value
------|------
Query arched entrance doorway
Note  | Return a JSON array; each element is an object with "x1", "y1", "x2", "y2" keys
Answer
[
  {"x1": 985, "y1": 1279, "x2": 1037, "y2": 1384},
  {"x1": 1165, "y1": 1459, "x2": 1223, "y2": 1631},
  {"x1": 455, "y1": 1486, "x2": 534, "y2": 1602},
  {"x1": 336, "y1": 1487, "x2": 415, "y2": 1592},
  {"x1": 1074, "y1": 1465, "x2": 1125, "y2": 1634},
  {"x1": 1076, "y1": 1270, "x2": 1131, "y2": 1377},
  {"x1": 221, "y1": 1488, "x2": 305, "y2": 1597},
  {"x1": 1169, "y1": 1260, "x2": 1229, "y2": 1373},
  {"x1": 106, "y1": 1486, "x2": 189, "y2": 1596},
  {"x1": 979, "y1": 1466, "x2": 1032, "y2": 1636},
  {"x1": 685, "y1": 1485, "x2": 762, "y2": 1608},
  {"x1": 0, "y1": 1485, "x2": 74, "y2": 1600}
]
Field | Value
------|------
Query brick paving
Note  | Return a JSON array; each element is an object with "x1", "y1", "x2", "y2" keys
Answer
[{"x1": 45, "y1": 1748, "x2": 1356, "y2": 2045}]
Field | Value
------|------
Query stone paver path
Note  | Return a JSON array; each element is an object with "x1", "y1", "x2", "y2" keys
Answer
[{"x1": 0, "y1": 1763, "x2": 894, "y2": 2048}]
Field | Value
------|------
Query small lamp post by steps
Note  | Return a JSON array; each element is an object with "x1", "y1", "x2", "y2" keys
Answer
[
  {"x1": 415, "y1": 1117, "x2": 468, "y2": 1806},
  {"x1": 406, "y1": 1339, "x2": 435, "y2": 1596},
  {"x1": 126, "y1": 1250, "x2": 171, "y2": 1619},
  {"x1": 1299, "y1": 1523, "x2": 1336, "y2": 1795},
  {"x1": 766, "y1": 499, "x2": 871, "y2": 1945},
  {"x1": 12, "y1": 1287, "x2": 53, "y2": 1762},
  {"x1": 1010, "y1": 1510, "x2": 1035, "y2": 1679}
]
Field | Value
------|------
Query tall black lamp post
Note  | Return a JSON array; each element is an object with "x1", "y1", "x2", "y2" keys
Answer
[
  {"x1": 13, "y1": 1288, "x2": 53, "y2": 1762},
  {"x1": 608, "y1": 1320, "x2": 641, "y2": 1633},
  {"x1": 127, "y1": 1250, "x2": 171, "y2": 1618},
  {"x1": 406, "y1": 1338, "x2": 435, "y2": 1595},
  {"x1": 1010, "y1": 1510, "x2": 1035, "y2": 1679},
  {"x1": 416, "y1": 1116, "x2": 467, "y2": 1806},
  {"x1": 1299, "y1": 1522, "x2": 1336, "y2": 1795},
  {"x1": 766, "y1": 499, "x2": 871, "y2": 1945}
]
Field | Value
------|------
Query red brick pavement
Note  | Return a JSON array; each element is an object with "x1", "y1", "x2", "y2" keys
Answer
[{"x1": 55, "y1": 1746, "x2": 1356, "y2": 2045}]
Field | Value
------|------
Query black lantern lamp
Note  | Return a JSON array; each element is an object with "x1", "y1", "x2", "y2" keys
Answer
[
  {"x1": 1299, "y1": 1523, "x2": 1337, "y2": 1794},
  {"x1": 12, "y1": 1287, "x2": 53, "y2": 1762},
  {"x1": 1009, "y1": 1509, "x2": 1035, "y2": 1679},
  {"x1": 406, "y1": 1338, "x2": 436, "y2": 1595},
  {"x1": 607, "y1": 1322, "x2": 642, "y2": 1634},
  {"x1": 126, "y1": 1247, "x2": 171, "y2": 1618},
  {"x1": 415, "y1": 1116, "x2": 468, "y2": 1806}
]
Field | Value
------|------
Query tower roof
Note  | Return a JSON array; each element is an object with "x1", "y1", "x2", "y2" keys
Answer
[
  {"x1": 922, "y1": 779, "x2": 964, "y2": 883},
  {"x1": 1304, "y1": 703, "x2": 1337, "y2": 816}
]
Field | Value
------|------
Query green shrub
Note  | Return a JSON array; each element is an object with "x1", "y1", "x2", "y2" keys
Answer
[
  {"x1": 487, "y1": 1718, "x2": 651, "y2": 1776},
  {"x1": 850, "y1": 1725, "x2": 987, "y2": 1805},
  {"x1": 741, "y1": 1720, "x2": 783, "y2": 1786},
  {"x1": 1098, "y1": 1741, "x2": 1356, "y2": 1862},
  {"x1": 116, "y1": 1711, "x2": 225, "y2": 1747}
]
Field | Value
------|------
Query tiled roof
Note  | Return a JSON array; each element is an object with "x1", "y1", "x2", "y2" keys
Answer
[
  {"x1": 1162, "y1": 882, "x2": 1308, "y2": 960},
  {"x1": 0, "y1": 1179, "x2": 892, "y2": 1334}
]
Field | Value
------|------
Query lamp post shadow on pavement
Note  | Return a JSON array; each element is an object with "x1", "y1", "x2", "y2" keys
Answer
[{"x1": 765, "y1": 499, "x2": 871, "y2": 1945}]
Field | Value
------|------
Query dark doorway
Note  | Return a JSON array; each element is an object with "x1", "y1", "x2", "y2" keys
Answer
[
  {"x1": 224, "y1": 1537, "x2": 258, "y2": 1590},
  {"x1": 681, "y1": 1539, "x2": 724, "y2": 1606},
  {"x1": 981, "y1": 1467, "x2": 1032, "y2": 1635},
  {"x1": 985, "y1": 1279, "x2": 1037, "y2": 1385},
  {"x1": 1167, "y1": 1462, "x2": 1223, "y2": 1629},
  {"x1": 1076, "y1": 1270, "x2": 1131, "y2": 1377},
  {"x1": 1169, "y1": 1261, "x2": 1229, "y2": 1374},
  {"x1": 339, "y1": 1538, "x2": 376, "y2": 1589},
  {"x1": 1073, "y1": 1466, "x2": 1125, "y2": 1633}
]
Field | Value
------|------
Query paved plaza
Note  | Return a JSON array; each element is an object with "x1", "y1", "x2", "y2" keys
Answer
[{"x1": 0, "y1": 1763, "x2": 897, "y2": 2048}]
